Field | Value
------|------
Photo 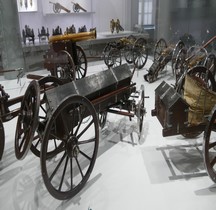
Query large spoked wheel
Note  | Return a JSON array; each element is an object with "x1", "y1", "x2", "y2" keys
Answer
[
  {"x1": 55, "y1": 50, "x2": 76, "y2": 82},
  {"x1": 73, "y1": 4, "x2": 80, "y2": 13},
  {"x1": 187, "y1": 46, "x2": 208, "y2": 67},
  {"x1": 0, "y1": 119, "x2": 5, "y2": 160},
  {"x1": 124, "y1": 45, "x2": 134, "y2": 64},
  {"x1": 154, "y1": 38, "x2": 167, "y2": 61},
  {"x1": 15, "y1": 81, "x2": 40, "y2": 160},
  {"x1": 136, "y1": 85, "x2": 146, "y2": 137},
  {"x1": 174, "y1": 48, "x2": 187, "y2": 85},
  {"x1": 75, "y1": 45, "x2": 88, "y2": 79},
  {"x1": 203, "y1": 105, "x2": 216, "y2": 183},
  {"x1": 103, "y1": 42, "x2": 115, "y2": 66},
  {"x1": 204, "y1": 53, "x2": 216, "y2": 78},
  {"x1": 133, "y1": 38, "x2": 148, "y2": 69},
  {"x1": 171, "y1": 40, "x2": 185, "y2": 74},
  {"x1": 41, "y1": 95, "x2": 99, "y2": 200},
  {"x1": 53, "y1": 4, "x2": 61, "y2": 13},
  {"x1": 176, "y1": 66, "x2": 216, "y2": 95},
  {"x1": 30, "y1": 76, "x2": 63, "y2": 158},
  {"x1": 124, "y1": 35, "x2": 136, "y2": 64},
  {"x1": 107, "y1": 48, "x2": 122, "y2": 68}
]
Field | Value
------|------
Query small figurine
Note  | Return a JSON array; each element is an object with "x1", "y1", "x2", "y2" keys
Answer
[{"x1": 110, "y1": 19, "x2": 124, "y2": 34}]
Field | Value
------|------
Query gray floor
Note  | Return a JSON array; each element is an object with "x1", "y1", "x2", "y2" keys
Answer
[{"x1": 0, "y1": 59, "x2": 216, "y2": 210}]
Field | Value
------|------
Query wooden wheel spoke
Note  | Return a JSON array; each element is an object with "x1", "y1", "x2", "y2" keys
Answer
[
  {"x1": 40, "y1": 104, "x2": 47, "y2": 115},
  {"x1": 58, "y1": 156, "x2": 69, "y2": 191},
  {"x1": 70, "y1": 158, "x2": 73, "y2": 189},
  {"x1": 33, "y1": 137, "x2": 40, "y2": 149},
  {"x1": 79, "y1": 150, "x2": 92, "y2": 161},
  {"x1": 210, "y1": 156, "x2": 216, "y2": 168},
  {"x1": 77, "y1": 119, "x2": 94, "y2": 139},
  {"x1": 39, "y1": 116, "x2": 46, "y2": 120},
  {"x1": 74, "y1": 108, "x2": 88, "y2": 136},
  {"x1": 75, "y1": 157, "x2": 84, "y2": 178},
  {"x1": 49, "y1": 152, "x2": 67, "y2": 182},
  {"x1": 78, "y1": 138, "x2": 96, "y2": 145},
  {"x1": 209, "y1": 141, "x2": 216, "y2": 149},
  {"x1": 18, "y1": 126, "x2": 29, "y2": 150}
]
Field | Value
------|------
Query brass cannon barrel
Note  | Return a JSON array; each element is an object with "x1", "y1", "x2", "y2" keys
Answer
[{"x1": 49, "y1": 29, "x2": 97, "y2": 43}]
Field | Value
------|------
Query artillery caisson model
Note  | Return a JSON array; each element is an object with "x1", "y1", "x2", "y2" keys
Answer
[
  {"x1": 144, "y1": 38, "x2": 184, "y2": 83},
  {"x1": 103, "y1": 35, "x2": 148, "y2": 70},
  {"x1": 14, "y1": 63, "x2": 147, "y2": 200},
  {"x1": 174, "y1": 36, "x2": 216, "y2": 86},
  {"x1": 151, "y1": 63, "x2": 216, "y2": 184},
  {"x1": 43, "y1": 29, "x2": 96, "y2": 82}
]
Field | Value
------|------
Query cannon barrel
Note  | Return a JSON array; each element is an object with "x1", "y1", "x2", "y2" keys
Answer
[
  {"x1": 49, "y1": 28, "x2": 97, "y2": 43},
  {"x1": 49, "y1": 1, "x2": 71, "y2": 13}
]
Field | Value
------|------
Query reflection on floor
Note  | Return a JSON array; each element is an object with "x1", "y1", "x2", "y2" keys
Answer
[{"x1": 0, "y1": 59, "x2": 216, "y2": 210}]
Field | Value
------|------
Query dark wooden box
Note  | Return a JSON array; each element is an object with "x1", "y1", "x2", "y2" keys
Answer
[
  {"x1": 152, "y1": 81, "x2": 189, "y2": 132},
  {"x1": 45, "y1": 63, "x2": 132, "y2": 111}
]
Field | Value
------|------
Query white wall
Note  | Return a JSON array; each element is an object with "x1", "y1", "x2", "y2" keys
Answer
[
  {"x1": 92, "y1": 0, "x2": 132, "y2": 32},
  {"x1": 18, "y1": 0, "x2": 133, "y2": 35}
]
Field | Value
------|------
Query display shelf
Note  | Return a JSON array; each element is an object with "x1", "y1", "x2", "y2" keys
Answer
[
  {"x1": 43, "y1": 11, "x2": 95, "y2": 16},
  {"x1": 42, "y1": 0, "x2": 92, "y2": 15}
]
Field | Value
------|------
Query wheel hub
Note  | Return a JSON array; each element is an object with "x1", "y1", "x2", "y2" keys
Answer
[
  {"x1": 21, "y1": 109, "x2": 33, "y2": 125},
  {"x1": 66, "y1": 136, "x2": 80, "y2": 158}
]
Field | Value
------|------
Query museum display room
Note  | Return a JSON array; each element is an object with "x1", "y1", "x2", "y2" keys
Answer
[{"x1": 0, "y1": 0, "x2": 216, "y2": 209}]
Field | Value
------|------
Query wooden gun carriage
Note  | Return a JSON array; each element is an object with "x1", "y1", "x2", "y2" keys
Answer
[
  {"x1": 0, "y1": 75, "x2": 63, "y2": 161},
  {"x1": 144, "y1": 38, "x2": 185, "y2": 83},
  {"x1": 13, "y1": 63, "x2": 147, "y2": 200},
  {"x1": 152, "y1": 66, "x2": 216, "y2": 184},
  {"x1": 103, "y1": 35, "x2": 148, "y2": 70},
  {"x1": 174, "y1": 36, "x2": 216, "y2": 85},
  {"x1": 42, "y1": 29, "x2": 96, "y2": 82}
]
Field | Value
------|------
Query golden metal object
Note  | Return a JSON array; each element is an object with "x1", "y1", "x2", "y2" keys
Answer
[{"x1": 49, "y1": 28, "x2": 97, "y2": 43}]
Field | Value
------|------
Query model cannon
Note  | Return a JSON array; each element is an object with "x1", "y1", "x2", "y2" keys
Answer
[
  {"x1": 38, "y1": 26, "x2": 49, "y2": 42},
  {"x1": 14, "y1": 64, "x2": 147, "y2": 199},
  {"x1": 103, "y1": 35, "x2": 148, "y2": 69},
  {"x1": 22, "y1": 25, "x2": 35, "y2": 45},
  {"x1": 71, "y1": 2, "x2": 87, "y2": 12},
  {"x1": 49, "y1": 1, "x2": 70, "y2": 13},
  {"x1": 43, "y1": 28, "x2": 96, "y2": 82},
  {"x1": 151, "y1": 64, "x2": 216, "y2": 184},
  {"x1": 144, "y1": 38, "x2": 184, "y2": 83}
]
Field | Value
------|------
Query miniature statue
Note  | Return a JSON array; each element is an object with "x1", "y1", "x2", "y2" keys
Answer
[{"x1": 110, "y1": 19, "x2": 124, "y2": 34}]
